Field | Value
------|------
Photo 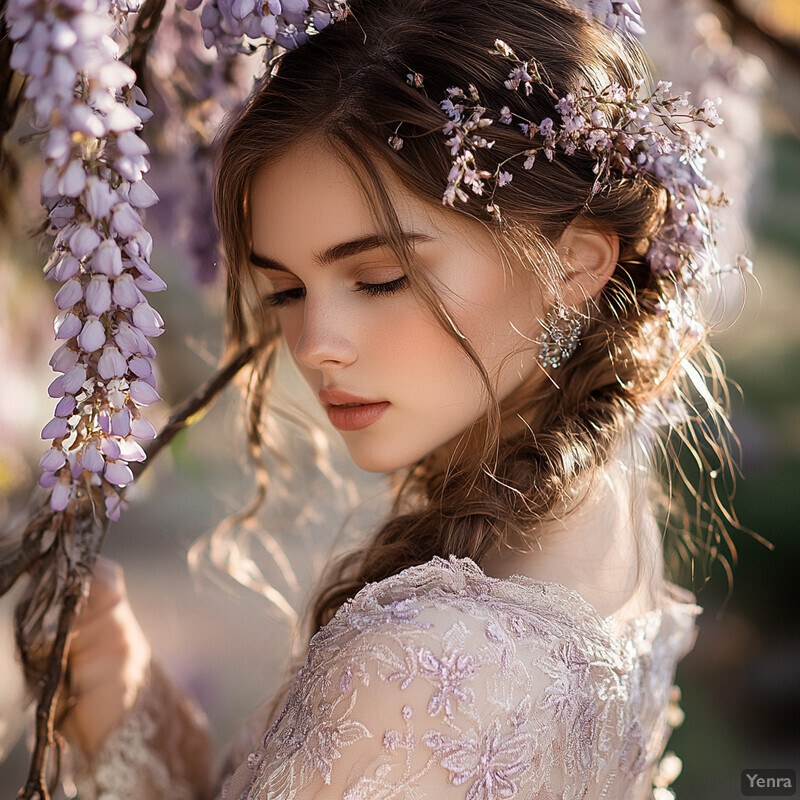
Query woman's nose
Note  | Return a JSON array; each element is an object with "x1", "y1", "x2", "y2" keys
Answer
[{"x1": 292, "y1": 301, "x2": 358, "y2": 370}]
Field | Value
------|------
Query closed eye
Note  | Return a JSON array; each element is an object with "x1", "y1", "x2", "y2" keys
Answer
[{"x1": 263, "y1": 276, "x2": 410, "y2": 308}]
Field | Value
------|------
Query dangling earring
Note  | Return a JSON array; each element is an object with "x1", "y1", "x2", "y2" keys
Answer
[{"x1": 536, "y1": 304, "x2": 583, "y2": 369}]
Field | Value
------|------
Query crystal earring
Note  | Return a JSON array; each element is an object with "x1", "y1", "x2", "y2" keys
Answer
[{"x1": 536, "y1": 305, "x2": 583, "y2": 369}]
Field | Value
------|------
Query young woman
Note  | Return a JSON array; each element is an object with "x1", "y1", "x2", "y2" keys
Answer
[{"x1": 57, "y1": 0, "x2": 736, "y2": 797}]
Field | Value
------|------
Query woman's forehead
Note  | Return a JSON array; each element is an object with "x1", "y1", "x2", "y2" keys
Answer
[{"x1": 249, "y1": 144, "x2": 491, "y2": 259}]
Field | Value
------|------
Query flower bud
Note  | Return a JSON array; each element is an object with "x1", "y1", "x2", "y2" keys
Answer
[
  {"x1": 128, "y1": 180, "x2": 158, "y2": 209},
  {"x1": 59, "y1": 160, "x2": 87, "y2": 197},
  {"x1": 115, "y1": 320, "x2": 155, "y2": 357},
  {"x1": 50, "y1": 482, "x2": 72, "y2": 511},
  {"x1": 39, "y1": 448, "x2": 66, "y2": 472},
  {"x1": 54, "y1": 311, "x2": 82, "y2": 340},
  {"x1": 104, "y1": 460, "x2": 134, "y2": 486},
  {"x1": 98, "y1": 345, "x2": 128, "y2": 379},
  {"x1": 54, "y1": 278, "x2": 84, "y2": 310},
  {"x1": 85, "y1": 275, "x2": 112, "y2": 315},
  {"x1": 92, "y1": 238, "x2": 123, "y2": 276},
  {"x1": 131, "y1": 416, "x2": 156, "y2": 440},
  {"x1": 84, "y1": 176, "x2": 117, "y2": 219},
  {"x1": 112, "y1": 273, "x2": 144, "y2": 308},
  {"x1": 55, "y1": 395, "x2": 76, "y2": 417},
  {"x1": 129, "y1": 379, "x2": 161, "y2": 406},
  {"x1": 110, "y1": 202, "x2": 143, "y2": 238},
  {"x1": 132, "y1": 302, "x2": 164, "y2": 337},
  {"x1": 50, "y1": 343, "x2": 79, "y2": 373},
  {"x1": 41, "y1": 417, "x2": 68, "y2": 439},
  {"x1": 81, "y1": 445, "x2": 105, "y2": 473},
  {"x1": 110, "y1": 406, "x2": 132, "y2": 436},
  {"x1": 70, "y1": 224, "x2": 102, "y2": 259},
  {"x1": 78, "y1": 316, "x2": 106, "y2": 353}
]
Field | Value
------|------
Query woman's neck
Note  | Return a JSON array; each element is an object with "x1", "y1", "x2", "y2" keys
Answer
[{"x1": 478, "y1": 439, "x2": 666, "y2": 620}]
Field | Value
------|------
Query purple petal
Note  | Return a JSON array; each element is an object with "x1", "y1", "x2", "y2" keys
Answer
[
  {"x1": 59, "y1": 160, "x2": 87, "y2": 197},
  {"x1": 41, "y1": 417, "x2": 68, "y2": 439},
  {"x1": 77, "y1": 317, "x2": 107, "y2": 353},
  {"x1": 62, "y1": 365, "x2": 87, "y2": 395},
  {"x1": 53, "y1": 256, "x2": 80, "y2": 282},
  {"x1": 49, "y1": 343, "x2": 79, "y2": 373},
  {"x1": 39, "y1": 471, "x2": 58, "y2": 488},
  {"x1": 50, "y1": 482, "x2": 72, "y2": 511},
  {"x1": 55, "y1": 278, "x2": 84, "y2": 310},
  {"x1": 110, "y1": 407, "x2": 131, "y2": 436},
  {"x1": 131, "y1": 302, "x2": 164, "y2": 337},
  {"x1": 92, "y1": 238, "x2": 123, "y2": 277},
  {"x1": 130, "y1": 416, "x2": 156, "y2": 439},
  {"x1": 128, "y1": 180, "x2": 158, "y2": 209},
  {"x1": 115, "y1": 320, "x2": 156, "y2": 357},
  {"x1": 110, "y1": 202, "x2": 143, "y2": 237},
  {"x1": 97, "y1": 345, "x2": 128, "y2": 379},
  {"x1": 128, "y1": 356, "x2": 152, "y2": 379},
  {"x1": 117, "y1": 438, "x2": 146, "y2": 462},
  {"x1": 83, "y1": 175, "x2": 117, "y2": 219},
  {"x1": 129, "y1": 380, "x2": 161, "y2": 406},
  {"x1": 104, "y1": 461, "x2": 134, "y2": 486},
  {"x1": 86, "y1": 275, "x2": 112, "y2": 315},
  {"x1": 48, "y1": 375, "x2": 65, "y2": 398},
  {"x1": 101, "y1": 436, "x2": 122, "y2": 459},
  {"x1": 80, "y1": 445, "x2": 105, "y2": 473},
  {"x1": 39, "y1": 448, "x2": 67, "y2": 472},
  {"x1": 55, "y1": 394, "x2": 76, "y2": 417},
  {"x1": 54, "y1": 311, "x2": 82, "y2": 339},
  {"x1": 70, "y1": 224, "x2": 102, "y2": 258},
  {"x1": 112, "y1": 273, "x2": 144, "y2": 308}
]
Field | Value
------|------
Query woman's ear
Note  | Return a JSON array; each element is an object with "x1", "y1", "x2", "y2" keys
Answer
[{"x1": 556, "y1": 221, "x2": 619, "y2": 307}]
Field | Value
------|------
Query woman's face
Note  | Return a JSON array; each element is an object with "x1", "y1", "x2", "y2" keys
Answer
[{"x1": 248, "y1": 144, "x2": 546, "y2": 473}]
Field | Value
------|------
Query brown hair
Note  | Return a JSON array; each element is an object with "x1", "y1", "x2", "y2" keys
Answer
[{"x1": 210, "y1": 0, "x2": 740, "y2": 702}]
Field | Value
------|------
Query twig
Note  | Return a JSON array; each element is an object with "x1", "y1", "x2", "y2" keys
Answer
[
  {"x1": 0, "y1": 0, "x2": 26, "y2": 137},
  {"x1": 128, "y1": 0, "x2": 168, "y2": 94},
  {"x1": 713, "y1": 0, "x2": 800, "y2": 73},
  {"x1": 132, "y1": 340, "x2": 257, "y2": 478}
]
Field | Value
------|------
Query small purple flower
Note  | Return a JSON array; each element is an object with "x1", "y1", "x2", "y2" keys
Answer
[
  {"x1": 41, "y1": 417, "x2": 69, "y2": 439},
  {"x1": 77, "y1": 317, "x2": 107, "y2": 353}
]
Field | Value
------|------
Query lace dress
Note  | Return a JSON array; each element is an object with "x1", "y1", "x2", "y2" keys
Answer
[{"x1": 69, "y1": 554, "x2": 702, "y2": 800}]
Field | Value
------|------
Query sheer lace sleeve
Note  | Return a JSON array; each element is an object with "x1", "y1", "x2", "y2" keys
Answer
[
  {"x1": 227, "y1": 555, "x2": 692, "y2": 800},
  {"x1": 67, "y1": 659, "x2": 215, "y2": 800}
]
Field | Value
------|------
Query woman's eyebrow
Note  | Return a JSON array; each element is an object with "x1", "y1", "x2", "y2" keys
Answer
[{"x1": 249, "y1": 232, "x2": 435, "y2": 273}]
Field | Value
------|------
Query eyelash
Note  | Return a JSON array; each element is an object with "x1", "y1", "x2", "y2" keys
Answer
[{"x1": 263, "y1": 276, "x2": 410, "y2": 308}]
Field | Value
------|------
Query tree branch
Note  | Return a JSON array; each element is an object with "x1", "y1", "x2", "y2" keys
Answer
[{"x1": 128, "y1": 0, "x2": 168, "y2": 94}]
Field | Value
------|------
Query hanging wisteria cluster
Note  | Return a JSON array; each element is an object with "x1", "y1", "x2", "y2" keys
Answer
[
  {"x1": 7, "y1": 0, "x2": 164, "y2": 520},
  {"x1": 190, "y1": 0, "x2": 349, "y2": 56}
]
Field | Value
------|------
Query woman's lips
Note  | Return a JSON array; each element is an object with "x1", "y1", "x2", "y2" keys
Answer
[{"x1": 326, "y1": 401, "x2": 390, "y2": 431}]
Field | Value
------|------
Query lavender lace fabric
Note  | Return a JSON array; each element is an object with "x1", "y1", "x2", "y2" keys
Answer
[{"x1": 71, "y1": 554, "x2": 702, "y2": 800}]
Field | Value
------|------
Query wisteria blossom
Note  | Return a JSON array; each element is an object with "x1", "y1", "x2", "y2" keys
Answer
[
  {"x1": 188, "y1": 0, "x2": 349, "y2": 56},
  {"x1": 7, "y1": 0, "x2": 164, "y2": 520}
]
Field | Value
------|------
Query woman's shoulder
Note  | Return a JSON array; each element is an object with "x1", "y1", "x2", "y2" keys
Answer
[{"x1": 309, "y1": 554, "x2": 703, "y2": 674}]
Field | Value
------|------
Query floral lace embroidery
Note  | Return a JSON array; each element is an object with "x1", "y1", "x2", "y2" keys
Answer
[
  {"x1": 242, "y1": 555, "x2": 701, "y2": 800},
  {"x1": 68, "y1": 555, "x2": 702, "y2": 800}
]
